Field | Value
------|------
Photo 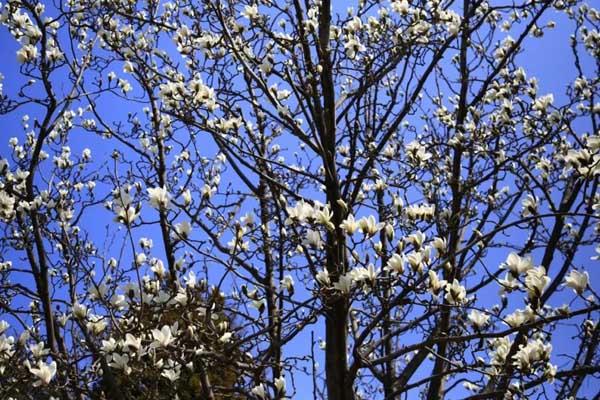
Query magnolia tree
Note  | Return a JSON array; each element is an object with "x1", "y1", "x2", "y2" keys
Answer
[{"x1": 0, "y1": 0, "x2": 599, "y2": 398}]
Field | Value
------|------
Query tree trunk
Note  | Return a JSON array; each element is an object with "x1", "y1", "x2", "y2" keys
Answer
[{"x1": 325, "y1": 297, "x2": 353, "y2": 400}]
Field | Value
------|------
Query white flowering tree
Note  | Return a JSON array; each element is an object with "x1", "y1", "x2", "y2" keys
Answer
[{"x1": 0, "y1": 0, "x2": 599, "y2": 398}]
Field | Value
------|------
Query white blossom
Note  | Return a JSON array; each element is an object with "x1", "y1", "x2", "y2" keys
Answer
[
  {"x1": 501, "y1": 253, "x2": 534, "y2": 275},
  {"x1": 385, "y1": 253, "x2": 405, "y2": 274},
  {"x1": 151, "y1": 325, "x2": 176, "y2": 348},
  {"x1": 28, "y1": 360, "x2": 57, "y2": 386},
  {"x1": 525, "y1": 266, "x2": 550, "y2": 301},
  {"x1": 304, "y1": 229, "x2": 323, "y2": 249},
  {"x1": 564, "y1": 270, "x2": 589, "y2": 294},
  {"x1": 148, "y1": 187, "x2": 171, "y2": 210},
  {"x1": 109, "y1": 353, "x2": 131, "y2": 375},
  {"x1": 468, "y1": 310, "x2": 490, "y2": 329},
  {"x1": 444, "y1": 279, "x2": 466, "y2": 305},
  {"x1": 251, "y1": 383, "x2": 267, "y2": 399},
  {"x1": 428, "y1": 270, "x2": 447, "y2": 295}
]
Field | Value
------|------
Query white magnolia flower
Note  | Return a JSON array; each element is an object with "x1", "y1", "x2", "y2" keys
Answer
[
  {"x1": 304, "y1": 229, "x2": 323, "y2": 249},
  {"x1": 241, "y1": 4, "x2": 259, "y2": 21},
  {"x1": 86, "y1": 314, "x2": 107, "y2": 335},
  {"x1": 190, "y1": 79, "x2": 217, "y2": 110},
  {"x1": 525, "y1": 266, "x2": 550, "y2": 300},
  {"x1": 384, "y1": 224, "x2": 394, "y2": 241},
  {"x1": 405, "y1": 140, "x2": 433, "y2": 165},
  {"x1": 0, "y1": 260, "x2": 12, "y2": 272},
  {"x1": 407, "y1": 231, "x2": 426, "y2": 248},
  {"x1": 280, "y1": 275, "x2": 295, "y2": 294},
  {"x1": 350, "y1": 264, "x2": 378, "y2": 284},
  {"x1": 564, "y1": 270, "x2": 589, "y2": 294},
  {"x1": 504, "y1": 306, "x2": 535, "y2": 328},
  {"x1": 0, "y1": 191, "x2": 16, "y2": 221},
  {"x1": 340, "y1": 214, "x2": 360, "y2": 235},
  {"x1": 16, "y1": 44, "x2": 38, "y2": 64},
  {"x1": 385, "y1": 253, "x2": 405, "y2": 274},
  {"x1": 29, "y1": 360, "x2": 57, "y2": 386},
  {"x1": 173, "y1": 220, "x2": 192, "y2": 239},
  {"x1": 468, "y1": 310, "x2": 490, "y2": 329},
  {"x1": 181, "y1": 189, "x2": 192, "y2": 206},
  {"x1": 71, "y1": 302, "x2": 87, "y2": 319},
  {"x1": 110, "y1": 353, "x2": 131, "y2": 375},
  {"x1": 532, "y1": 94, "x2": 554, "y2": 112},
  {"x1": 151, "y1": 259, "x2": 166, "y2": 278},
  {"x1": 0, "y1": 333, "x2": 15, "y2": 359},
  {"x1": 521, "y1": 194, "x2": 539, "y2": 217},
  {"x1": 391, "y1": 0, "x2": 410, "y2": 14},
  {"x1": 358, "y1": 215, "x2": 382, "y2": 237},
  {"x1": 29, "y1": 342, "x2": 49, "y2": 358},
  {"x1": 498, "y1": 272, "x2": 521, "y2": 293},
  {"x1": 101, "y1": 338, "x2": 118, "y2": 353},
  {"x1": 81, "y1": 148, "x2": 92, "y2": 161},
  {"x1": 428, "y1": 270, "x2": 447, "y2": 295},
  {"x1": 286, "y1": 200, "x2": 314, "y2": 224},
  {"x1": 114, "y1": 206, "x2": 139, "y2": 225},
  {"x1": 118, "y1": 79, "x2": 132, "y2": 93},
  {"x1": 147, "y1": 186, "x2": 171, "y2": 210},
  {"x1": 432, "y1": 237, "x2": 447, "y2": 254},
  {"x1": 333, "y1": 274, "x2": 353, "y2": 294},
  {"x1": 512, "y1": 339, "x2": 552, "y2": 372},
  {"x1": 405, "y1": 204, "x2": 435, "y2": 221},
  {"x1": 123, "y1": 333, "x2": 142, "y2": 352},
  {"x1": 201, "y1": 184, "x2": 216, "y2": 199},
  {"x1": 140, "y1": 237, "x2": 154, "y2": 249},
  {"x1": 251, "y1": 383, "x2": 267, "y2": 399},
  {"x1": 316, "y1": 269, "x2": 330, "y2": 286},
  {"x1": 405, "y1": 251, "x2": 425, "y2": 273},
  {"x1": 0, "y1": 320, "x2": 9, "y2": 335},
  {"x1": 274, "y1": 376, "x2": 286, "y2": 394},
  {"x1": 89, "y1": 283, "x2": 107, "y2": 302},
  {"x1": 544, "y1": 363, "x2": 558, "y2": 383},
  {"x1": 123, "y1": 60, "x2": 134, "y2": 73},
  {"x1": 315, "y1": 206, "x2": 335, "y2": 231},
  {"x1": 152, "y1": 325, "x2": 175, "y2": 348},
  {"x1": 172, "y1": 288, "x2": 188, "y2": 306},
  {"x1": 344, "y1": 35, "x2": 365, "y2": 59},
  {"x1": 161, "y1": 367, "x2": 181, "y2": 382},
  {"x1": 219, "y1": 331, "x2": 233, "y2": 343},
  {"x1": 240, "y1": 212, "x2": 255, "y2": 226},
  {"x1": 501, "y1": 253, "x2": 534, "y2": 275},
  {"x1": 345, "y1": 16, "x2": 363, "y2": 34},
  {"x1": 259, "y1": 55, "x2": 273, "y2": 74},
  {"x1": 444, "y1": 279, "x2": 466, "y2": 305},
  {"x1": 135, "y1": 252, "x2": 147, "y2": 266},
  {"x1": 110, "y1": 293, "x2": 127, "y2": 310},
  {"x1": 184, "y1": 271, "x2": 197, "y2": 288},
  {"x1": 489, "y1": 336, "x2": 513, "y2": 366}
]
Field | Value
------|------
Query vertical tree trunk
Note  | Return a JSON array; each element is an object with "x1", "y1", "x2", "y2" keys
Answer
[
  {"x1": 426, "y1": 1, "x2": 471, "y2": 398},
  {"x1": 325, "y1": 298, "x2": 352, "y2": 399},
  {"x1": 318, "y1": 1, "x2": 353, "y2": 397},
  {"x1": 377, "y1": 192, "x2": 395, "y2": 399}
]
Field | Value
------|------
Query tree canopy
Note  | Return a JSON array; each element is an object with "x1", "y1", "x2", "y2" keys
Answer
[{"x1": 0, "y1": 0, "x2": 599, "y2": 398}]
